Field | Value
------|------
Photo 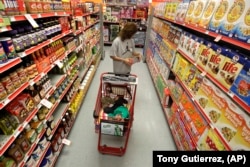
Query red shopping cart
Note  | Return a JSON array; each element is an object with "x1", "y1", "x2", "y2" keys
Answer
[{"x1": 93, "y1": 72, "x2": 138, "y2": 156}]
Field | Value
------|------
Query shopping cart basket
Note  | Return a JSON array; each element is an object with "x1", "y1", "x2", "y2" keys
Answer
[{"x1": 93, "y1": 72, "x2": 138, "y2": 156}]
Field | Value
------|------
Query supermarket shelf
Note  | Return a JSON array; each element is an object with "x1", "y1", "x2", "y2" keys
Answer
[
  {"x1": 18, "y1": 129, "x2": 46, "y2": 167},
  {"x1": 154, "y1": 15, "x2": 250, "y2": 50},
  {"x1": 0, "y1": 57, "x2": 22, "y2": 73},
  {"x1": 9, "y1": 12, "x2": 72, "y2": 22},
  {"x1": 177, "y1": 48, "x2": 250, "y2": 114},
  {"x1": 0, "y1": 25, "x2": 12, "y2": 33},
  {"x1": 0, "y1": 107, "x2": 39, "y2": 156},
  {"x1": 35, "y1": 142, "x2": 51, "y2": 167},
  {"x1": 84, "y1": 20, "x2": 100, "y2": 31},
  {"x1": 17, "y1": 30, "x2": 73, "y2": 57},
  {"x1": 103, "y1": 21, "x2": 119, "y2": 24},
  {"x1": 0, "y1": 82, "x2": 29, "y2": 110}
]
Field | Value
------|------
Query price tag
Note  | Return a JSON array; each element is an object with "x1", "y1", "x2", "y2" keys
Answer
[
  {"x1": 24, "y1": 14, "x2": 39, "y2": 28},
  {"x1": 55, "y1": 60, "x2": 64, "y2": 68},
  {"x1": 62, "y1": 138, "x2": 71, "y2": 146},
  {"x1": 205, "y1": 30, "x2": 209, "y2": 34},
  {"x1": 41, "y1": 99, "x2": 53, "y2": 109},
  {"x1": 79, "y1": 85, "x2": 85, "y2": 90},
  {"x1": 214, "y1": 35, "x2": 222, "y2": 42},
  {"x1": 38, "y1": 14, "x2": 42, "y2": 18},
  {"x1": 201, "y1": 71, "x2": 206, "y2": 77},
  {"x1": 13, "y1": 130, "x2": 20, "y2": 138},
  {"x1": 227, "y1": 91, "x2": 234, "y2": 98}
]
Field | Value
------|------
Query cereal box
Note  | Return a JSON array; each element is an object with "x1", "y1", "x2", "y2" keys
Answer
[
  {"x1": 205, "y1": 44, "x2": 228, "y2": 79},
  {"x1": 169, "y1": 1, "x2": 181, "y2": 21},
  {"x1": 175, "y1": 0, "x2": 191, "y2": 23},
  {"x1": 233, "y1": 3, "x2": 250, "y2": 43},
  {"x1": 189, "y1": 35, "x2": 202, "y2": 61},
  {"x1": 178, "y1": 31, "x2": 189, "y2": 51},
  {"x1": 196, "y1": 40, "x2": 214, "y2": 70},
  {"x1": 189, "y1": 70, "x2": 205, "y2": 95},
  {"x1": 182, "y1": 64, "x2": 198, "y2": 89},
  {"x1": 198, "y1": 0, "x2": 221, "y2": 28},
  {"x1": 217, "y1": 99, "x2": 250, "y2": 150},
  {"x1": 197, "y1": 128, "x2": 227, "y2": 150},
  {"x1": 172, "y1": 52, "x2": 191, "y2": 80},
  {"x1": 194, "y1": 77, "x2": 214, "y2": 109},
  {"x1": 208, "y1": 0, "x2": 235, "y2": 33},
  {"x1": 182, "y1": 33, "x2": 194, "y2": 59},
  {"x1": 219, "y1": 0, "x2": 249, "y2": 37},
  {"x1": 230, "y1": 59, "x2": 250, "y2": 106},
  {"x1": 190, "y1": 0, "x2": 210, "y2": 25},
  {"x1": 215, "y1": 51, "x2": 245, "y2": 90},
  {"x1": 185, "y1": 0, "x2": 199, "y2": 23}
]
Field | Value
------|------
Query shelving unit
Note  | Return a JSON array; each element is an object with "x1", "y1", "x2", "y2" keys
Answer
[
  {"x1": 0, "y1": 1, "x2": 103, "y2": 166},
  {"x1": 103, "y1": 0, "x2": 148, "y2": 47},
  {"x1": 145, "y1": 2, "x2": 250, "y2": 151}
]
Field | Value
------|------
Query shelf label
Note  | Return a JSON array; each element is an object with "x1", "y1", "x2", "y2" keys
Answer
[
  {"x1": 41, "y1": 99, "x2": 53, "y2": 109},
  {"x1": 24, "y1": 14, "x2": 39, "y2": 28},
  {"x1": 62, "y1": 138, "x2": 71, "y2": 146},
  {"x1": 214, "y1": 35, "x2": 222, "y2": 42},
  {"x1": 55, "y1": 60, "x2": 64, "y2": 68},
  {"x1": 205, "y1": 30, "x2": 209, "y2": 34},
  {"x1": 227, "y1": 91, "x2": 234, "y2": 98}
]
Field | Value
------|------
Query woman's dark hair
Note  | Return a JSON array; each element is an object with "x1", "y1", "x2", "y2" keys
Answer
[{"x1": 119, "y1": 22, "x2": 138, "y2": 41}]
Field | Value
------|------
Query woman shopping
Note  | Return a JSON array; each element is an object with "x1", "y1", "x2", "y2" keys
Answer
[{"x1": 110, "y1": 22, "x2": 142, "y2": 75}]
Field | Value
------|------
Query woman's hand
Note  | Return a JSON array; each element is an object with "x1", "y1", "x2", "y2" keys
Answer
[
  {"x1": 132, "y1": 52, "x2": 142, "y2": 61},
  {"x1": 123, "y1": 58, "x2": 133, "y2": 66}
]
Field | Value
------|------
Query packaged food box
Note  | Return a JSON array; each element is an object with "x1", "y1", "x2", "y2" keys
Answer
[
  {"x1": 217, "y1": 98, "x2": 250, "y2": 150},
  {"x1": 197, "y1": 128, "x2": 227, "y2": 150},
  {"x1": 219, "y1": 0, "x2": 249, "y2": 38},
  {"x1": 205, "y1": 44, "x2": 228, "y2": 79},
  {"x1": 172, "y1": 52, "x2": 191, "y2": 80},
  {"x1": 190, "y1": 0, "x2": 210, "y2": 25},
  {"x1": 196, "y1": 40, "x2": 214, "y2": 70},
  {"x1": 230, "y1": 59, "x2": 250, "y2": 106},
  {"x1": 169, "y1": 1, "x2": 181, "y2": 20},
  {"x1": 198, "y1": 0, "x2": 221, "y2": 28},
  {"x1": 185, "y1": 0, "x2": 199, "y2": 23},
  {"x1": 194, "y1": 77, "x2": 214, "y2": 109},
  {"x1": 215, "y1": 50, "x2": 245, "y2": 90},
  {"x1": 175, "y1": 0, "x2": 191, "y2": 23},
  {"x1": 233, "y1": 3, "x2": 250, "y2": 43},
  {"x1": 181, "y1": 32, "x2": 194, "y2": 60},
  {"x1": 182, "y1": 64, "x2": 198, "y2": 89},
  {"x1": 189, "y1": 71, "x2": 205, "y2": 95},
  {"x1": 208, "y1": 0, "x2": 235, "y2": 33}
]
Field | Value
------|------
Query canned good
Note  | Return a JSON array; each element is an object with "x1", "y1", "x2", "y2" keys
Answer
[
  {"x1": 1, "y1": 76, "x2": 15, "y2": 94},
  {"x1": 0, "y1": 82, "x2": 8, "y2": 100},
  {"x1": 0, "y1": 43, "x2": 8, "y2": 64},
  {"x1": 0, "y1": 37, "x2": 16, "y2": 59},
  {"x1": 9, "y1": 71, "x2": 22, "y2": 89}
]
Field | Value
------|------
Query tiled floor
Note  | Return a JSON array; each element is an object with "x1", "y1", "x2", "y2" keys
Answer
[{"x1": 55, "y1": 47, "x2": 176, "y2": 167}]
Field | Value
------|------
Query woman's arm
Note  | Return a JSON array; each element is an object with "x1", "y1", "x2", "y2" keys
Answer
[{"x1": 110, "y1": 55, "x2": 133, "y2": 66}]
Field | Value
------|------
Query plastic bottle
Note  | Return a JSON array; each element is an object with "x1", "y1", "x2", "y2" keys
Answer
[
  {"x1": 8, "y1": 30, "x2": 25, "y2": 53},
  {"x1": 60, "y1": 118, "x2": 70, "y2": 134},
  {"x1": 30, "y1": 115, "x2": 44, "y2": 134},
  {"x1": 24, "y1": 124, "x2": 37, "y2": 144}
]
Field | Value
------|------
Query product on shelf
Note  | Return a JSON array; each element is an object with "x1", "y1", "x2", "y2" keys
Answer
[
  {"x1": 30, "y1": 115, "x2": 44, "y2": 134},
  {"x1": 15, "y1": 133, "x2": 31, "y2": 154},
  {"x1": 233, "y1": 5, "x2": 250, "y2": 43},
  {"x1": 219, "y1": 0, "x2": 249, "y2": 38},
  {"x1": 0, "y1": 112, "x2": 16, "y2": 135},
  {"x1": 25, "y1": 156, "x2": 36, "y2": 167},
  {"x1": 190, "y1": 0, "x2": 210, "y2": 25},
  {"x1": 198, "y1": 0, "x2": 221, "y2": 28},
  {"x1": 230, "y1": 60, "x2": 250, "y2": 106},
  {"x1": 184, "y1": 0, "x2": 199, "y2": 23},
  {"x1": 0, "y1": 37, "x2": 17, "y2": 59},
  {"x1": 7, "y1": 143, "x2": 25, "y2": 164},
  {"x1": 205, "y1": 44, "x2": 228, "y2": 79},
  {"x1": 208, "y1": 0, "x2": 235, "y2": 33},
  {"x1": 215, "y1": 50, "x2": 245, "y2": 90},
  {"x1": 24, "y1": 123, "x2": 38, "y2": 144},
  {"x1": 0, "y1": 155, "x2": 17, "y2": 167},
  {"x1": 197, "y1": 128, "x2": 226, "y2": 150},
  {"x1": 172, "y1": 52, "x2": 191, "y2": 80},
  {"x1": 196, "y1": 40, "x2": 213, "y2": 70},
  {"x1": 174, "y1": 0, "x2": 190, "y2": 23}
]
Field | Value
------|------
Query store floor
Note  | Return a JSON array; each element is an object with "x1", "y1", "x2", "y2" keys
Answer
[{"x1": 55, "y1": 47, "x2": 176, "y2": 167}]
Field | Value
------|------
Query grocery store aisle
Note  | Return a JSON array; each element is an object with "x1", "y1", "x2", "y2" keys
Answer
[{"x1": 55, "y1": 47, "x2": 176, "y2": 167}]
